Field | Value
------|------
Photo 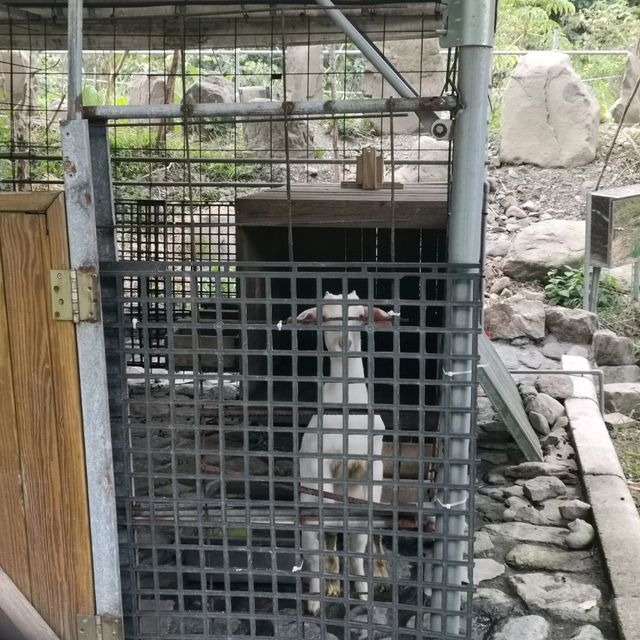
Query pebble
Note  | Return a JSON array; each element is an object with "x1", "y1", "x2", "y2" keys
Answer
[
  {"x1": 559, "y1": 499, "x2": 591, "y2": 522},
  {"x1": 473, "y1": 558, "x2": 506, "y2": 584},
  {"x1": 566, "y1": 519, "x2": 595, "y2": 550},
  {"x1": 523, "y1": 476, "x2": 567, "y2": 502},
  {"x1": 505, "y1": 544, "x2": 592, "y2": 573}
]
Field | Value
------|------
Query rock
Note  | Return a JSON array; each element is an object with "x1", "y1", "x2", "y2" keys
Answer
[
  {"x1": 505, "y1": 461, "x2": 572, "y2": 480},
  {"x1": 545, "y1": 307, "x2": 599, "y2": 344},
  {"x1": 600, "y1": 365, "x2": 640, "y2": 384},
  {"x1": 474, "y1": 531, "x2": 495, "y2": 554},
  {"x1": 484, "y1": 295, "x2": 546, "y2": 340},
  {"x1": 559, "y1": 499, "x2": 591, "y2": 521},
  {"x1": 505, "y1": 544, "x2": 592, "y2": 572},
  {"x1": 478, "y1": 485, "x2": 506, "y2": 500},
  {"x1": 485, "y1": 471, "x2": 507, "y2": 485},
  {"x1": 526, "y1": 393, "x2": 564, "y2": 428},
  {"x1": 486, "y1": 236, "x2": 511, "y2": 257},
  {"x1": 519, "y1": 383, "x2": 539, "y2": 402},
  {"x1": 604, "y1": 412, "x2": 638, "y2": 429},
  {"x1": 506, "y1": 205, "x2": 527, "y2": 219},
  {"x1": 491, "y1": 615, "x2": 551, "y2": 640},
  {"x1": 243, "y1": 99, "x2": 311, "y2": 158},
  {"x1": 127, "y1": 73, "x2": 169, "y2": 105},
  {"x1": 535, "y1": 374, "x2": 574, "y2": 400},
  {"x1": 571, "y1": 625, "x2": 606, "y2": 640},
  {"x1": 473, "y1": 558, "x2": 506, "y2": 584},
  {"x1": 566, "y1": 519, "x2": 595, "y2": 550},
  {"x1": 0, "y1": 50, "x2": 37, "y2": 110},
  {"x1": 503, "y1": 220, "x2": 585, "y2": 281},
  {"x1": 500, "y1": 52, "x2": 599, "y2": 168},
  {"x1": 473, "y1": 588, "x2": 522, "y2": 619},
  {"x1": 184, "y1": 76, "x2": 234, "y2": 105},
  {"x1": 592, "y1": 330, "x2": 636, "y2": 366},
  {"x1": 518, "y1": 349, "x2": 545, "y2": 370},
  {"x1": 483, "y1": 522, "x2": 569, "y2": 546},
  {"x1": 479, "y1": 450, "x2": 510, "y2": 465},
  {"x1": 362, "y1": 38, "x2": 446, "y2": 134},
  {"x1": 612, "y1": 39, "x2": 640, "y2": 124},
  {"x1": 286, "y1": 45, "x2": 324, "y2": 101},
  {"x1": 604, "y1": 382, "x2": 640, "y2": 415},
  {"x1": 541, "y1": 337, "x2": 572, "y2": 361},
  {"x1": 477, "y1": 495, "x2": 506, "y2": 522},
  {"x1": 490, "y1": 276, "x2": 511, "y2": 294},
  {"x1": 395, "y1": 135, "x2": 450, "y2": 184},
  {"x1": 503, "y1": 485, "x2": 525, "y2": 498},
  {"x1": 509, "y1": 573, "x2": 601, "y2": 623},
  {"x1": 529, "y1": 411, "x2": 551, "y2": 436},
  {"x1": 503, "y1": 501, "x2": 550, "y2": 526},
  {"x1": 523, "y1": 476, "x2": 568, "y2": 502}
]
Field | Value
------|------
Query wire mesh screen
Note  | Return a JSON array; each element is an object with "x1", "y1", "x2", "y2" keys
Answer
[{"x1": 102, "y1": 261, "x2": 480, "y2": 640}]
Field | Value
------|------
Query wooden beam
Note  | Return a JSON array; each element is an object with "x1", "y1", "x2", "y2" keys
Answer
[{"x1": 0, "y1": 567, "x2": 60, "y2": 640}]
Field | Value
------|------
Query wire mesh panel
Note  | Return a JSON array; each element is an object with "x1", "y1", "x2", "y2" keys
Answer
[{"x1": 102, "y1": 260, "x2": 480, "y2": 640}]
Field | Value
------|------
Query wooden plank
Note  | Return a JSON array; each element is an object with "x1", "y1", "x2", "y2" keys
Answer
[
  {"x1": 40, "y1": 194, "x2": 95, "y2": 624},
  {"x1": 0, "y1": 192, "x2": 60, "y2": 214},
  {"x1": 236, "y1": 183, "x2": 448, "y2": 228},
  {"x1": 0, "y1": 213, "x2": 71, "y2": 639},
  {"x1": 0, "y1": 567, "x2": 60, "y2": 640},
  {"x1": 0, "y1": 227, "x2": 31, "y2": 602}
]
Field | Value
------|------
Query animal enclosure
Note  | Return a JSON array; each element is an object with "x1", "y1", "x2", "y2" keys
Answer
[{"x1": 0, "y1": 1, "x2": 489, "y2": 638}]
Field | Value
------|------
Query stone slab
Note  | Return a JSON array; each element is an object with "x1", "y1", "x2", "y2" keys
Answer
[
  {"x1": 614, "y1": 596, "x2": 640, "y2": 640},
  {"x1": 583, "y1": 474, "x2": 640, "y2": 600}
]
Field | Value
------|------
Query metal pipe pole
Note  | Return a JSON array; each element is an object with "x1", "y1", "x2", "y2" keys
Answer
[
  {"x1": 67, "y1": 0, "x2": 83, "y2": 120},
  {"x1": 84, "y1": 95, "x2": 455, "y2": 121},
  {"x1": 432, "y1": 1, "x2": 496, "y2": 635}
]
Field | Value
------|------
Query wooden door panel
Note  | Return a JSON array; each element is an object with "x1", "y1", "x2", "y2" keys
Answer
[{"x1": 0, "y1": 193, "x2": 95, "y2": 640}]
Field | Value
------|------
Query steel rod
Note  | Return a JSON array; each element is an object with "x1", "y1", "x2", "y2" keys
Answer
[
  {"x1": 67, "y1": 0, "x2": 83, "y2": 120},
  {"x1": 84, "y1": 95, "x2": 454, "y2": 121}
]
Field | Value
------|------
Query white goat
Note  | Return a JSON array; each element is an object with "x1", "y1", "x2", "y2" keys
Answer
[{"x1": 296, "y1": 291, "x2": 391, "y2": 615}]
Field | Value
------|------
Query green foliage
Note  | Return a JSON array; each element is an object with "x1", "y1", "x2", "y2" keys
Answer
[{"x1": 544, "y1": 266, "x2": 623, "y2": 311}]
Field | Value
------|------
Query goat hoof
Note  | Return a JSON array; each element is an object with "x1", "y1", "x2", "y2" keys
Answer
[
  {"x1": 325, "y1": 579, "x2": 341, "y2": 598},
  {"x1": 306, "y1": 600, "x2": 321, "y2": 616}
]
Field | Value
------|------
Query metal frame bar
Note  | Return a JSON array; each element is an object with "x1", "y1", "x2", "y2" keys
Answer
[
  {"x1": 84, "y1": 95, "x2": 455, "y2": 121},
  {"x1": 431, "y1": 1, "x2": 496, "y2": 634},
  {"x1": 61, "y1": 117, "x2": 123, "y2": 621}
]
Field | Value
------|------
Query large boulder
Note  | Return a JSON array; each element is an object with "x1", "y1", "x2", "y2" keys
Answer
[
  {"x1": 503, "y1": 220, "x2": 585, "y2": 281},
  {"x1": 286, "y1": 45, "x2": 324, "y2": 101},
  {"x1": 243, "y1": 98, "x2": 311, "y2": 158},
  {"x1": 395, "y1": 136, "x2": 450, "y2": 184},
  {"x1": 127, "y1": 74, "x2": 168, "y2": 104},
  {"x1": 545, "y1": 307, "x2": 599, "y2": 344},
  {"x1": 362, "y1": 38, "x2": 446, "y2": 134},
  {"x1": 484, "y1": 295, "x2": 545, "y2": 340},
  {"x1": 0, "y1": 50, "x2": 37, "y2": 109},
  {"x1": 500, "y1": 52, "x2": 599, "y2": 168},
  {"x1": 184, "y1": 76, "x2": 234, "y2": 105},
  {"x1": 612, "y1": 40, "x2": 640, "y2": 123}
]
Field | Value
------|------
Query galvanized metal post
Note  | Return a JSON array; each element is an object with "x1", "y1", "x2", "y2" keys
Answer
[
  {"x1": 432, "y1": 1, "x2": 496, "y2": 634},
  {"x1": 61, "y1": 118, "x2": 123, "y2": 622},
  {"x1": 67, "y1": 0, "x2": 83, "y2": 120}
]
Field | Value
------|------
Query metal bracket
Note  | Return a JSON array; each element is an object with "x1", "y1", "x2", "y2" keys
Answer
[
  {"x1": 440, "y1": 0, "x2": 496, "y2": 48},
  {"x1": 51, "y1": 268, "x2": 100, "y2": 323},
  {"x1": 77, "y1": 614, "x2": 123, "y2": 640}
]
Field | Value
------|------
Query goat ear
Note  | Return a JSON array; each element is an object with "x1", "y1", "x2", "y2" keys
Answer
[
  {"x1": 295, "y1": 307, "x2": 318, "y2": 324},
  {"x1": 360, "y1": 306, "x2": 393, "y2": 325}
]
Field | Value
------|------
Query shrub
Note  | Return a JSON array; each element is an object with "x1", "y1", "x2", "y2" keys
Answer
[{"x1": 544, "y1": 265, "x2": 623, "y2": 311}]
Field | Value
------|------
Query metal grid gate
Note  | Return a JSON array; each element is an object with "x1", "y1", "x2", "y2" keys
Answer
[{"x1": 101, "y1": 260, "x2": 480, "y2": 639}]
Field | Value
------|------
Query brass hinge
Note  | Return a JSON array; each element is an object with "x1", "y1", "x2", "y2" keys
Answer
[
  {"x1": 77, "y1": 614, "x2": 123, "y2": 640},
  {"x1": 50, "y1": 268, "x2": 100, "y2": 323}
]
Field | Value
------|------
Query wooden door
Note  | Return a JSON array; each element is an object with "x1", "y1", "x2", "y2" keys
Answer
[{"x1": 0, "y1": 192, "x2": 95, "y2": 639}]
